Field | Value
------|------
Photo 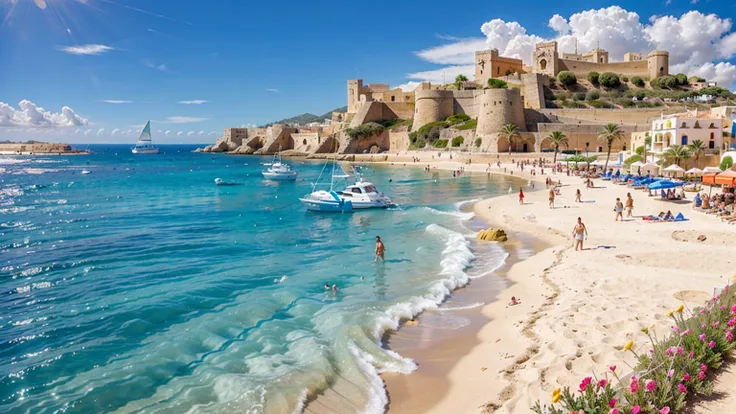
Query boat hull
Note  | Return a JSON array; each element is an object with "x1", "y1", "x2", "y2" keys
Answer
[
  {"x1": 262, "y1": 171, "x2": 297, "y2": 181},
  {"x1": 132, "y1": 147, "x2": 159, "y2": 154},
  {"x1": 299, "y1": 198, "x2": 353, "y2": 212}
]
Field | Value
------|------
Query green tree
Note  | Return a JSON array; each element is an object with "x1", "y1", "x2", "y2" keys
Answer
[
  {"x1": 643, "y1": 136, "x2": 652, "y2": 164},
  {"x1": 597, "y1": 123, "x2": 625, "y2": 172},
  {"x1": 454, "y1": 74, "x2": 468, "y2": 89},
  {"x1": 558, "y1": 71, "x2": 577, "y2": 87},
  {"x1": 721, "y1": 155, "x2": 734, "y2": 171},
  {"x1": 675, "y1": 73, "x2": 688, "y2": 85},
  {"x1": 687, "y1": 139, "x2": 706, "y2": 166},
  {"x1": 499, "y1": 123, "x2": 522, "y2": 154},
  {"x1": 663, "y1": 144, "x2": 692, "y2": 166},
  {"x1": 546, "y1": 131, "x2": 569, "y2": 164},
  {"x1": 487, "y1": 78, "x2": 508, "y2": 89},
  {"x1": 587, "y1": 71, "x2": 599, "y2": 85}
]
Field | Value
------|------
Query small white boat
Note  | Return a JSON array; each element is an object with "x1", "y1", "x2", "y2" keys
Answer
[
  {"x1": 299, "y1": 164, "x2": 393, "y2": 212},
  {"x1": 132, "y1": 121, "x2": 159, "y2": 154},
  {"x1": 215, "y1": 178, "x2": 223, "y2": 185},
  {"x1": 262, "y1": 150, "x2": 297, "y2": 181},
  {"x1": 81, "y1": 170, "x2": 91, "y2": 175}
]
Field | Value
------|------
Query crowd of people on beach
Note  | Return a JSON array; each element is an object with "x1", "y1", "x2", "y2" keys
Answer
[{"x1": 693, "y1": 188, "x2": 736, "y2": 223}]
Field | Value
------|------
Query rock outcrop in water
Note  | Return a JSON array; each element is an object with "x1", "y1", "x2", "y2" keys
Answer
[
  {"x1": 0, "y1": 141, "x2": 79, "y2": 154},
  {"x1": 477, "y1": 228, "x2": 508, "y2": 242}
]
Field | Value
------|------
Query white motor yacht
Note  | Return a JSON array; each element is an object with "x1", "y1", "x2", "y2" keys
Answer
[
  {"x1": 262, "y1": 150, "x2": 297, "y2": 181},
  {"x1": 299, "y1": 164, "x2": 393, "y2": 212}
]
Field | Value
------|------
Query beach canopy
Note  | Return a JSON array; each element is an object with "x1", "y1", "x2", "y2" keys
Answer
[
  {"x1": 664, "y1": 164, "x2": 685, "y2": 172},
  {"x1": 686, "y1": 168, "x2": 703, "y2": 176},
  {"x1": 629, "y1": 161, "x2": 644, "y2": 168},
  {"x1": 640, "y1": 162, "x2": 660, "y2": 175},
  {"x1": 703, "y1": 166, "x2": 722, "y2": 173},
  {"x1": 648, "y1": 180, "x2": 685, "y2": 190}
]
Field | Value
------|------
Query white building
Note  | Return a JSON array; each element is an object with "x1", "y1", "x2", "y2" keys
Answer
[{"x1": 648, "y1": 110, "x2": 725, "y2": 155}]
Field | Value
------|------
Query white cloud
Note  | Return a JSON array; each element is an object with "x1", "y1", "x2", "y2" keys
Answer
[
  {"x1": 689, "y1": 62, "x2": 736, "y2": 87},
  {"x1": 407, "y1": 65, "x2": 475, "y2": 83},
  {"x1": 102, "y1": 100, "x2": 133, "y2": 104},
  {"x1": 198, "y1": 130, "x2": 205, "y2": 135},
  {"x1": 144, "y1": 61, "x2": 168, "y2": 72},
  {"x1": 176, "y1": 131, "x2": 183, "y2": 136},
  {"x1": 165, "y1": 130, "x2": 172, "y2": 136},
  {"x1": 0, "y1": 100, "x2": 88, "y2": 127},
  {"x1": 163, "y1": 116, "x2": 210, "y2": 123},
  {"x1": 97, "y1": 128, "x2": 105, "y2": 136},
  {"x1": 59, "y1": 44, "x2": 114, "y2": 55},
  {"x1": 187, "y1": 131, "x2": 194, "y2": 136},
  {"x1": 266, "y1": 88, "x2": 279, "y2": 93},
  {"x1": 208, "y1": 131, "x2": 218, "y2": 136},
  {"x1": 177, "y1": 100, "x2": 208, "y2": 105},
  {"x1": 111, "y1": 128, "x2": 120, "y2": 136},
  {"x1": 397, "y1": 81, "x2": 421, "y2": 92},
  {"x1": 409, "y1": 7, "x2": 736, "y2": 88},
  {"x1": 84, "y1": 129, "x2": 92, "y2": 136}
]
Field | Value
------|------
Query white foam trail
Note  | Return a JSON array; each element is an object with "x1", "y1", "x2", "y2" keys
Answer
[
  {"x1": 438, "y1": 301, "x2": 485, "y2": 311},
  {"x1": 417, "y1": 206, "x2": 474, "y2": 221},
  {"x1": 348, "y1": 343, "x2": 390, "y2": 414},
  {"x1": 291, "y1": 389, "x2": 309, "y2": 414},
  {"x1": 454, "y1": 198, "x2": 479, "y2": 209},
  {"x1": 468, "y1": 252, "x2": 509, "y2": 279}
]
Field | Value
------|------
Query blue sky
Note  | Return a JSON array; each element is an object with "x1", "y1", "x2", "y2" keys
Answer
[{"x1": 1, "y1": 0, "x2": 735, "y2": 144}]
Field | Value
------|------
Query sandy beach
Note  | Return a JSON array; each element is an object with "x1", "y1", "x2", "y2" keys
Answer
[{"x1": 365, "y1": 152, "x2": 736, "y2": 413}]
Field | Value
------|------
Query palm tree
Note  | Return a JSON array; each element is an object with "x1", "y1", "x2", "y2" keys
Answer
[
  {"x1": 687, "y1": 139, "x2": 706, "y2": 167},
  {"x1": 546, "y1": 131, "x2": 568, "y2": 164},
  {"x1": 597, "y1": 123, "x2": 625, "y2": 172},
  {"x1": 663, "y1": 144, "x2": 692, "y2": 166},
  {"x1": 499, "y1": 123, "x2": 521, "y2": 155},
  {"x1": 643, "y1": 136, "x2": 652, "y2": 164}
]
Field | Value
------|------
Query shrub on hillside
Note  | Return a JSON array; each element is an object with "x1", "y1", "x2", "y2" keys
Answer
[
  {"x1": 631, "y1": 76, "x2": 645, "y2": 87},
  {"x1": 588, "y1": 100, "x2": 614, "y2": 109},
  {"x1": 451, "y1": 136, "x2": 464, "y2": 147},
  {"x1": 345, "y1": 122, "x2": 385, "y2": 140},
  {"x1": 635, "y1": 90, "x2": 646, "y2": 100},
  {"x1": 475, "y1": 137, "x2": 482, "y2": 148},
  {"x1": 573, "y1": 92, "x2": 586, "y2": 101},
  {"x1": 598, "y1": 72, "x2": 620, "y2": 88},
  {"x1": 676, "y1": 73, "x2": 689, "y2": 85},
  {"x1": 557, "y1": 71, "x2": 577, "y2": 86},
  {"x1": 457, "y1": 119, "x2": 478, "y2": 131},
  {"x1": 616, "y1": 98, "x2": 635, "y2": 108},
  {"x1": 621, "y1": 75, "x2": 629, "y2": 83},
  {"x1": 433, "y1": 139, "x2": 448, "y2": 149},
  {"x1": 487, "y1": 78, "x2": 508, "y2": 89},
  {"x1": 651, "y1": 75, "x2": 678, "y2": 89},
  {"x1": 700, "y1": 86, "x2": 735, "y2": 98},
  {"x1": 446, "y1": 113, "x2": 471, "y2": 125},
  {"x1": 721, "y1": 156, "x2": 734, "y2": 171},
  {"x1": 410, "y1": 121, "x2": 449, "y2": 145},
  {"x1": 554, "y1": 92, "x2": 571, "y2": 101},
  {"x1": 560, "y1": 100, "x2": 586, "y2": 108},
  {"x1": 587, "y1": 71, "x2": 599, "y2": 85},
  {"x1": 585, "y1": 90, "x2": 600, "y2": 101},
  {"x1": 409, "y1": 139, "x2": 426, "y2": 150},
  {"x1": 690, "y1": 76, "x2": 706, "y2": 83}
]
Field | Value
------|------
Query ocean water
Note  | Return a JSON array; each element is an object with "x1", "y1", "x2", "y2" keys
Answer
[{"x1": 1, "y1": 145, "x2": 519, "y2": 414}]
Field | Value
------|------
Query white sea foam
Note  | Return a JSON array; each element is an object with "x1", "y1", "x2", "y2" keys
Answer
[
  {"x1": 454, "y1": 198, "x2": 479, "y2": 209},
  {"x1": 348, "y1": 343, "x2": 390, "y2": 414},
  {"x1": 418, "y1": 206, "x2": 474, "y2": 221},
  {"x1": 438, "y1": 301, "x2": 486, "y2": 311},
  {"x1": 468, "y1": 251, "x2": 510, "y2": 279}
]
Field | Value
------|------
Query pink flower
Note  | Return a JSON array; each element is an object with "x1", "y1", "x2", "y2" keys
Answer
[
  {"x1": 683, "y1": 372, "x2": 691, "y2": 381},
  {"x1": 720, "y1": 305, "x2": 726, "y2": 311},
  {"x1": 673, "y1": 326, "x2": 680, "y2": 332},
  {"x1": 630, "y1": 376, "x2": 639, "y2": 393},
  {"x1": 709, "y1": 340, "x2": 716, "y2": 349},
  {"x1": 678, "y1": 383, "x2": 687, "y2": 393},
  {"x1": 689, "y1": 351, "x2": 695, "y2": 359},
  {"x1": 609, "y1": 409, "x2": 619, "y2": 414},
  {"x1": 677, "y1": 347, "x2": 684, "y2": 355},
  {"x1": 665, "y1": 347, "x2": 673, "y2": 357},
  {"x1": 579, "y1": 377, "x2": 592, "y2": 392},
  {"x1": 699, "y1": 333, "x2": 707, "y2": 342},
  {"x1": 680, "y1": 329, "x2": 691, "y2": 337},
  {"x1": 727, "y1": 331, "x2": 734, "y2": 342},
  {"x1": 599, "y1": 379, "x2": 608, "y2": 388},
  {"x1": 649, "y1": 349, "x2": 654, "y2": 354},
  {"x1": 632, "y1": 406, "x2": 641, "y2": 414},
  {"x1": 660, "y1": 407, "x2": 670, "y2": 414},
  {"x1": 645, "y1": 379, "x2": 656, "y2": 392},
  {"x1": 732, "y1": 304, "x2": 736, "y2": 314},
  {"x1": 699, "y1": 371, "x2": 706, "y2": 380},
  {"x1": 728, "y1": 319, "x2": 736, "y2": 327},
  {"x1": 668, "y1": 369, "x2": 674, "y2": 378},
  {"x1": 701, "y1": 364, "x2": 708, "y2": 372},
  {"x1": 609, "y1": 365, "x2": 616, "y2": 372},
  {"x1": 714, "y1": 321, "x2": 720, "y2": 327},
  {"x1": 609, "y1": 398, "x2": 616, "y2": 408},
  {"x1": 700, "y1": 309, "x2": 705, "y2": 315},
  {"x1": 701, "y1": 323, "x2": 707, "y2": 329}
]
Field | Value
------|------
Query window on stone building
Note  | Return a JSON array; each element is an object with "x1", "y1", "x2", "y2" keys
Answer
[
  {"x1": 709, "y1": 140, "x2": 715, "y2": 149},
  {"x1": 391, "y1": 96, "x2": 395, "y2": 102},
  {"x1": 710, "y1": 132, "x2": 715, "y2": 140},
  {"x1": 497, "y1": 66, "x2": 500, "y2": 75},
  {"x1": 540, "y1": 59, "x2": 547, "y2": 70}
]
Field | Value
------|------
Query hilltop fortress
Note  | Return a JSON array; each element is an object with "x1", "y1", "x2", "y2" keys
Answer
[{"x1": 198, "y1": 40, "x2": 723, "y2": 157}]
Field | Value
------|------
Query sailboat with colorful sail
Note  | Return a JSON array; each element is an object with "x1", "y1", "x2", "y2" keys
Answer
[{"x1": 132, "y1": 121, "x2": 159, "y2": 154}]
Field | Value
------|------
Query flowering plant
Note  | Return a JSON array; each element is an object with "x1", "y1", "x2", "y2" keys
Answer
[{"x1": 533, "y1": 284, "x2": 736, "y2": 414}]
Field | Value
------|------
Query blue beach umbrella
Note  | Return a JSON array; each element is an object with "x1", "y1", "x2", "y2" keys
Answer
[{"x1": 648, "y1": 180, "x2": 685, "y2": 190}]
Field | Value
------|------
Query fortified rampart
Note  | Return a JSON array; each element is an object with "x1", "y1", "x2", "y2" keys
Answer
[
  {"x1": 476, "y1": 88, "x2": 526, "y2": 135},
  {"x1": 414, "y1": 90, "x2": 455, "y2": 129}
]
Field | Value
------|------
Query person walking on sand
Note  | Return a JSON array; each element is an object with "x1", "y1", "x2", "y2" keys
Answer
[
  {"x1": 614, "y1": 197, "x2": 624, "y2": 221},
  {"x1": 374, "y1": 236, "x2": 386, "y2": 262},
  {"x1": 518, "y1": 188, "x2": 525, "y2": 205},
  {"x1": 575, "y1": 189, "x2": 582, "y2": 203},
  {"x1": 572, "y1": 217, "x2": 588, "y2": 251},
  {"x1": 549, "y1": 188, "x2": 555, "y2": 209},
  {"x1": 625, "y1": 193, "x2": 634, "y2": 217}
]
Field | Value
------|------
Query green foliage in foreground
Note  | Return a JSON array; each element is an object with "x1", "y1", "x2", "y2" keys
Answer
[
  {"x1": 557, "y1": 71, "x2": 577, "y2": 86},
  {"x1": 598, "y1": 72, "x2": 620, "y2": 88},
  {"x1": 433, "y1": 139, "x2": 448, "y2": 148},
  {"x1": 451, "y1": 136, "x2": 464, "y2": 147},
  {"x1": 345, "y1": 122, "x2": 385, "y2": 140},
  {"x1": 535, "y1": 284, "x2": 736, "y2": 414},
  {"x1": 456, "y1": 119, "x2": 478, "y2": 131},
  {"x1": 722, "y1": 156, "x2": 734, "y2": 171},
  {"x1": 408, "y1": 121, "x2": 449, "y2": 145}
]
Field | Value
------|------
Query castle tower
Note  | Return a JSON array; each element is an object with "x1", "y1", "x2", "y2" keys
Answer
[
  {"x1": 347, "y1": 80, "x2": 363, "y2": 114},
  {"x1": 414, "y1": 90, "x2": 454, "y2": 130},
  {"x1": 476, "y1": 88, "x2": 526, "y2": 135},
  {"x1": 647, "y1": 51, "x2": 669, "y2": 80},
  {"x1": 587, "y1": 48, "x2": 608, "y2": 64},
  {"x1": 533, "y1": 41, "x2": 559, "y2": 76},
  {"x1": 475, "y1": 49, "x2": 496, "y2": 87}
]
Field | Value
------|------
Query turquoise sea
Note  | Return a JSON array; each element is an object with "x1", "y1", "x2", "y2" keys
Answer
[{"x1": 1, "y1": 145, "x2": 520, "y2": 413}]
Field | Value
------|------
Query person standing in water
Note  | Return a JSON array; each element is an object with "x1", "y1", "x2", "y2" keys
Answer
[
  {"x1": 374, "y1": 236, "x2": 386, "y2": 262},
  {"x1": 572, "y1": 217, "x2": 588, "y2": 251}
]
